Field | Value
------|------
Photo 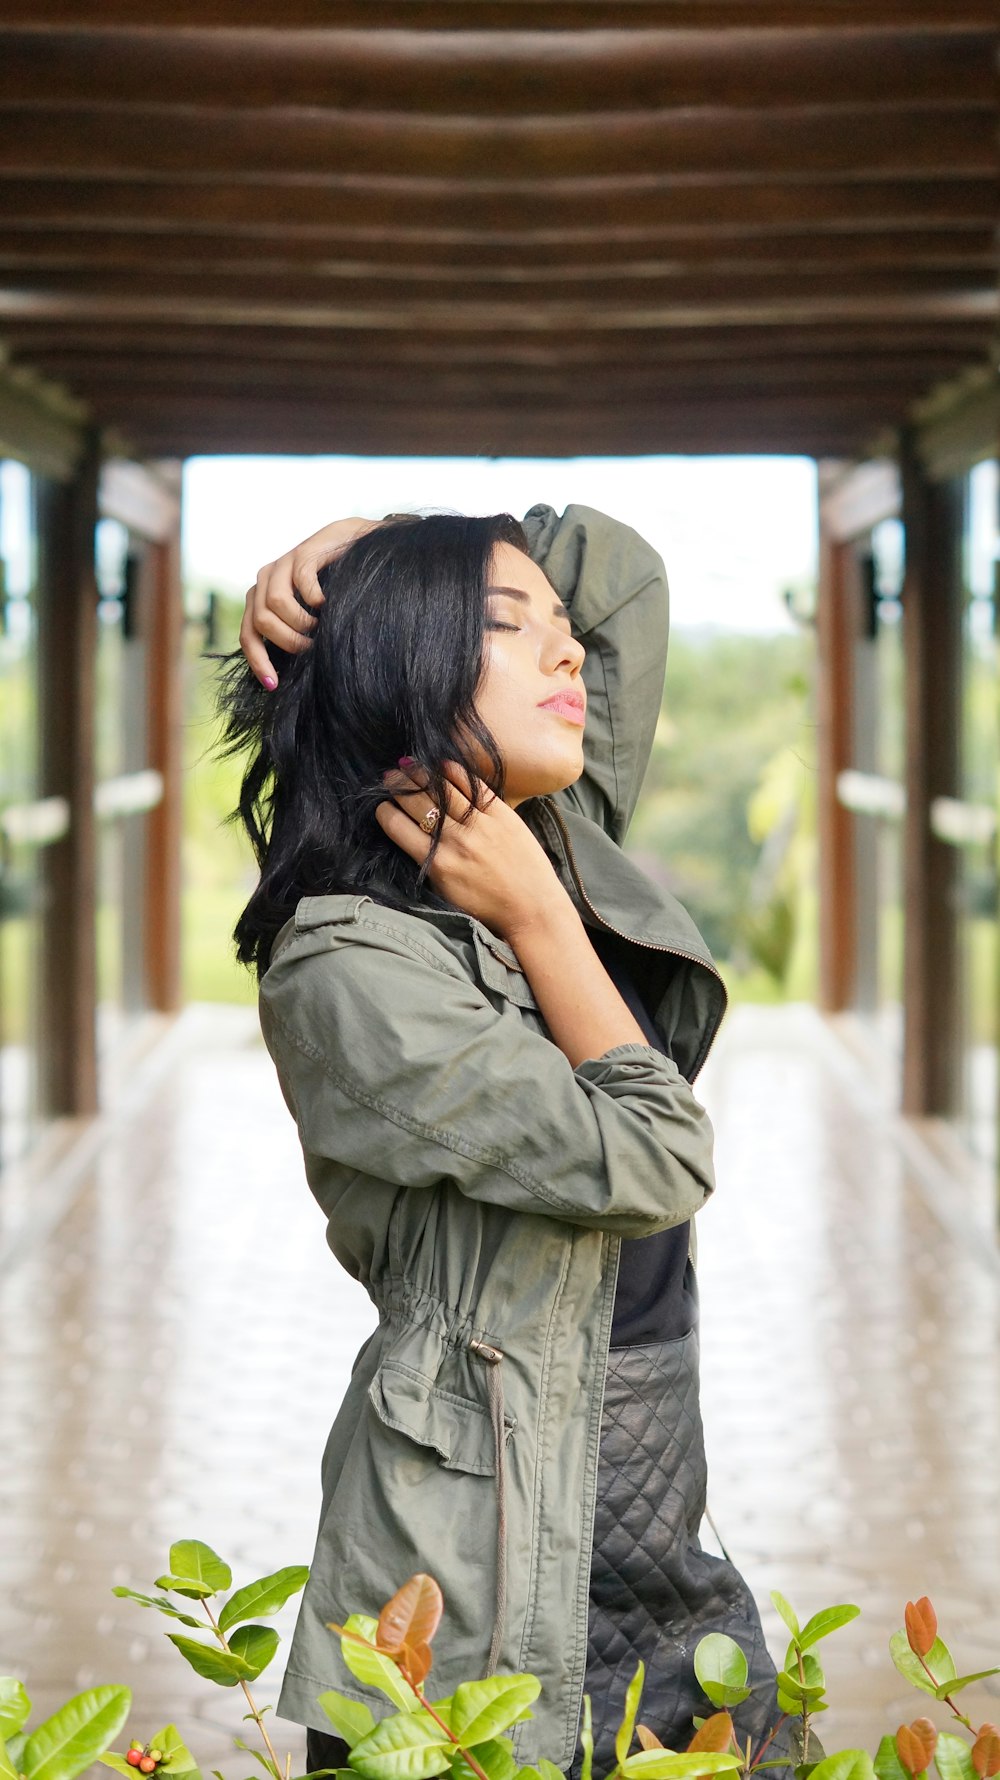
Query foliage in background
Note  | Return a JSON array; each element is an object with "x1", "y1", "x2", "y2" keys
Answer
[
  {"x1": 624, "y1": 628, "x2": 817, "y2": 1003},
  {"x1": 180, "y1": 600, "x2": 818, "y2": 1007}
]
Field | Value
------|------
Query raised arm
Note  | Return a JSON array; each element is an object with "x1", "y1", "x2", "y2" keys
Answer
[{"x1": 520, "y1": 503, "x2": 670, "y2": 847}]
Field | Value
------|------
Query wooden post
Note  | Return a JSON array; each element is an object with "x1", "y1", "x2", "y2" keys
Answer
[
  {"x1": 145, "y1": 522, "x2": 184, "y2": 1013},
  {"x1": 900, "y1": 439, "x2": 963, "y2": 1116},
  {"x1": 816, "y1": 523, "x2": 860, "y2": 1012},
  {"x1": 35, "y1": 434, "x2": 100, "y2": 1116}
]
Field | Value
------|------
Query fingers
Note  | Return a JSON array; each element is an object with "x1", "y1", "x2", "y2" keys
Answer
[
  {"x1": 374, "y1": 798, "x2": 430, "y2": 863},
  {"x1": 255, "y1": 561, "x2": 319, "y2": 639},
  {"x1": 238, "y1": 590, "x2": 278, "y2": 687}
]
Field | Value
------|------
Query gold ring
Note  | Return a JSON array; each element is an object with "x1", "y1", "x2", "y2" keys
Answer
[{"x1": 418, "y1": 806, "x2": 441, "y2": 834}]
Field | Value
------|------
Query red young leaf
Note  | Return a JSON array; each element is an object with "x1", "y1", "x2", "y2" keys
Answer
[
  {"x1": 897, "y1": 1720, "x2": 938, "y2": 1775},
  {"x1": 972, "y1": 1726, "x2": 1000, "y2": 1778},
  {"x1": 904, "y1": 1600, "x2": 938, "y2": 1659},
  {"x1": 636, "y1": 1725, "x2": 665, "y2": 1752},
  {"x1": 688, "y1": 1714, "x2": 735, "y2": 1753},
  {"x1": 377, "y1": 1576, "x2": 444, "y2": 1662}
]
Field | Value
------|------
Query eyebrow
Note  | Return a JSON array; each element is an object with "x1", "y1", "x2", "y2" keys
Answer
[{"x1": 487, "y1": 584, "x2": 572, "y2": 621}]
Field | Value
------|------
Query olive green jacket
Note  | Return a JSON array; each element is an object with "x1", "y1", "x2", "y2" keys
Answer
[{"x1": 261, "y1": 504, "x2": 728, "y2": 1770}]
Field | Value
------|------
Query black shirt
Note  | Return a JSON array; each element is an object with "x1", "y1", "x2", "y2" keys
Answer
[{"x1": 588, "y1": 926, "x2": 699, "y2": 1347}]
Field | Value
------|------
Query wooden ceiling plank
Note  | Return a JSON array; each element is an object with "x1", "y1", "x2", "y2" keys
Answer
[
  {"x1": 0, "y1": 227, "x2": 993, "y2": 274},
  {"x1": 0, "y1": 104, "x2": 991, "y2": 182},
  {"x1": 0, "y1": 27, "x2": 991, "y2": 111},
  {"x1": 3, "y1": 4, "x2": 996, "y2": 31},
  {"x1": 2, "y1": 175, "x2": 991, "y2": 233},
  {"x1": 0, "y1": 266, "x2": 990, "y2": 306}
]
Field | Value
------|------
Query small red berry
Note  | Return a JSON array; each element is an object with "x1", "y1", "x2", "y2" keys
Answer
[
  {"x1": 126, "y1": 1753, "x2": 143, "y2": 1767},
  {"x1": 138, "y1": 1758, "x2": 156, "y2": 1772}
]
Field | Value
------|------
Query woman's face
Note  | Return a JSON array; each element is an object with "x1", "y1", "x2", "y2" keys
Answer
[{"x1": 464, "y1": 541, "x2": 588, "y2": 808}]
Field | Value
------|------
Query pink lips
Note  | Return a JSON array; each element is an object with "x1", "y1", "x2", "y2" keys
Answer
[{"x1": 539, "y1": 692, "x2": 586, "y2": 726}]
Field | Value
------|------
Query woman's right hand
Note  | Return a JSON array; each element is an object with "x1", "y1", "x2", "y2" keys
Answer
[{"x1": 239, "y1": 516, "x2": 377, "y2": 687}]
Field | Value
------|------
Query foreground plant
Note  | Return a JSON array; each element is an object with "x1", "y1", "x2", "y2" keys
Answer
[{"x1": 1, "y1": 1549, "x2": 997, "y2": 1780}]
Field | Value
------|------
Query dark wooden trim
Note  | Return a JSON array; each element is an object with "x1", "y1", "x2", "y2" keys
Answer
[
  {"x1": 900, "y1": 441, "x2": 963, "y2": 1117},
  {"x1": 35, "y1": 435, "x2": 100, "y2": 1117},
  {"x1": 816, "y1": 522, "x2": 860, "y2": 1013},
  {"x1": 144, "y1": 526, "x2": 183, "y2": 1015}
]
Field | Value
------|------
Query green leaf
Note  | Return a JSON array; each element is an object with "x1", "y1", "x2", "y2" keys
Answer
[
  {"x1": 0, "y1": 1681, "x2": 31, "y2": 1741},
  {"x1": 777, "y1": 1692, "x2": 805, "y2": 1719},
  {"x1": 934, "y1": 1736, "x2": 977, "y2": 1780},
  {"x1": 317, "y1": 1695, "x2": 377, "y2": 1751},
  {"x1": 5, "y1": 1733, "x2": 26, "y2": 1769},
  {"x1": 449, "y1": 1678, "x2": 541, "y2": 1749},
  {"x1": 694, "y1": 1636, "x2": 752, "y2": 1709},
  {"x1": 233, "y1": 1736, "x2": 281, "y2": 1780},
  {"x1": 890, "y1": 1634, "x2": 957, "y2": 1697},
  {"x1": 772, "y1": 1595, "x2": 801, "y2": 1640},
  {"x1": 166, "y1": 1543, "x2": 232, "y2": 1596},
  {"x1": 535, "y1": 1762, "x2": 565, "y2": 1780},
  {"x1": 219, "y1": 1568, "x2": 310, "y2": 1635},
  {"x1": 155, "y1": 1578, "x2": 217, "y2": 1602},
  {"x1": 796, "y1": 1608, "x2": 861, "y2": 1653},
  {"x1": 934, "y1": 1670, "x2": 1000, "y2": 1698},
  {"x1": 228, "y1": 1627, "x2": 279, "y2": 1682},
  {"x1": 449, "y1": 1739, "x2": 518, "y2": 1780},
  {"x1": 620, "y1": 1755, "x2": 742, "y2": 1777},
  {"x1": 111, "y1": 1589, "x2": 206, "y2": 1629},
  {"x1": 165, "y1": 1635, "x2": 254, "y2": 1687},
  {"x1": 579, "y1": 1694, "x2": 593, "y2": 1780},
  {"x1": 873, "y1": 1737, "x2": 909, "y2": 1780},
  {"x1": 615, "y1": 1662, "x2": 646, "y2": 1767},
  {"x1": 96, "y1": 1757, "x2": 137, "y2": 1777},
  {"x1": 21, "y1": 1687, "x2": 132, "y2": 1780},
  {"x1": 805, "y1": 1756, "x2": 877, "y2": 1780},
  {"x1": 511, "y1": 1769, "x2": 542, "y2": 1780},
  {"x1": 334, "y1": 1618, "x2": 417, "y2": 1715},
  {"x1": 0, "y1": 1734, "x2": 20, "y2": 1780},
  {"x1": 347, "y1": 1713, "x2": 452, "y2": 1780},
  {"x1": 149, "y1": 1725, "x2": 200, "y2": 1778},
  {"x1": 775, "y1": 1656, "x2": 825, "y2": 1704}
]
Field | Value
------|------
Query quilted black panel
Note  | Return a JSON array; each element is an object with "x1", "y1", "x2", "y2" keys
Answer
[{"x1": 568, "y1": 1328, "x2": 798, "y2": 1780}]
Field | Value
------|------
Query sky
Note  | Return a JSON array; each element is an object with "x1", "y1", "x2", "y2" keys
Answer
[{"x1": 181, "y1": 453, "x2": 819, "y2": 635}]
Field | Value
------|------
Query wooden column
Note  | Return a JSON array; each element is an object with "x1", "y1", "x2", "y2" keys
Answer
[
  {"x1": 35, "y1": 434, "x2": 100, "y2": 1116},
  {"x1": 816, "y1": 523, "x2": 861, "y2": 1012},
  {"x1": 900, "y1": 441, "x2": 963, "y2": 1116},
  {"x1": 145, "y1": 522, "x2": 184, "y2": 1013}
]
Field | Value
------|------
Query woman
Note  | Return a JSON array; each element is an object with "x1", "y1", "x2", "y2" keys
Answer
[{"x1": 224, "y1": 505, "x2": 796, "y2": 1780}]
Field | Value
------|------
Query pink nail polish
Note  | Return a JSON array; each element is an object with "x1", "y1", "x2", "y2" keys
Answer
[
  {"x1": 397, "y1": 754, "x2": 415, "y2": 767},
  {"x1": 262, "y1": 675, "x2": 277, "y2": 691}
]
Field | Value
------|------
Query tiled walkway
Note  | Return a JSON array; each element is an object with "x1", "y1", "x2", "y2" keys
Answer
[{"x1": 1, "y1": 1002, "x2": 998, "y2": 1776}]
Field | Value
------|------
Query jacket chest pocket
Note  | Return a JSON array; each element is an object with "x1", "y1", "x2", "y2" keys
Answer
[
  {"x1": 368, "y1": 1359, "x2": 515, "y2": 1475},
  {"x1": 471, "y1": 927, "x2": 538, "y2": 1013}
]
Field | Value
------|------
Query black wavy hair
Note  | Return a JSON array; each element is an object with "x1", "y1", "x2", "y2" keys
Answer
[{"x1": 213, "y1": 511, "x2": 533, "y2": 978}]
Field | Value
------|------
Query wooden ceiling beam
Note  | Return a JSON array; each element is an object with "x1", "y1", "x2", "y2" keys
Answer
[
  {"x1": 2, "y1": 176, "x2": 990, "y2": 234},
  {"x1": 1, "y1": 227, "x2": 992, "y2": 275},
  {"x1": 0, "y1": 28, "x2": 990, "y2": 111},
  {"x1": 0, "y1": 104, "x2": 990, "y2": 182},
  {"x1": 4, "y1": 3, "x2": 995, "y2": 30}
]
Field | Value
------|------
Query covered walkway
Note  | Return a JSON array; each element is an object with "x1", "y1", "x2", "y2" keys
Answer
[{"x1": 1, "y1": 1002, "x2": 998, "y2": 1769}]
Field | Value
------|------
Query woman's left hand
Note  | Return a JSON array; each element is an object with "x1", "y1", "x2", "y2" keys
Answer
[{"x1": 239, "y1": 516, "x2": 377, "y2": 688}]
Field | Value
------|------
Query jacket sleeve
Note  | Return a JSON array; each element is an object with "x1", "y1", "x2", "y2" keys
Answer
[
  {"x1": 520, "y1": 502, "x2": 669, "y2": 846},
  {"x1": 259, "y1": 919, "x2": 715, "y2": 1238}
]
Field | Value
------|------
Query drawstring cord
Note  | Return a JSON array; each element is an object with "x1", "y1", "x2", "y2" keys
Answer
[{"x1": 469, "y1": 1336, "x2": 507, "y2": 1676}]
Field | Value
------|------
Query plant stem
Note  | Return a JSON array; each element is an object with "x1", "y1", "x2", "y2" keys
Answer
[
  {"x1": 748, "y1": 1715, "x2": 790, "y2": 1773},
  {"x1": 201, "y1": 1600, "x2": 286, "y2": 1780},
  {"x1": 914, "y1": 1654, "x2": 973, "y2": 1729},
  {"x1": 797, "y1": 1649, "x2": 811, "y2": 1764},
  {"x1": 331, "y1": 1627, "x2": 491, "y2": 1780}
]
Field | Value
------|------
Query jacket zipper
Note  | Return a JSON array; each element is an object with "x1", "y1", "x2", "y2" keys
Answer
[{"x1": 537, "y1": 798, "x2": 728, "y2": 1078}]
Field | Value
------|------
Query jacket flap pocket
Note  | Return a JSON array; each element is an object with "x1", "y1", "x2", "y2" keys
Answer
[
  {"x1": 472, "y1": 928, "x2": 538, "y2": 1011},
  {"x1": 369, "y1": 1361, "x2": 514, "y2": 1476}
]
